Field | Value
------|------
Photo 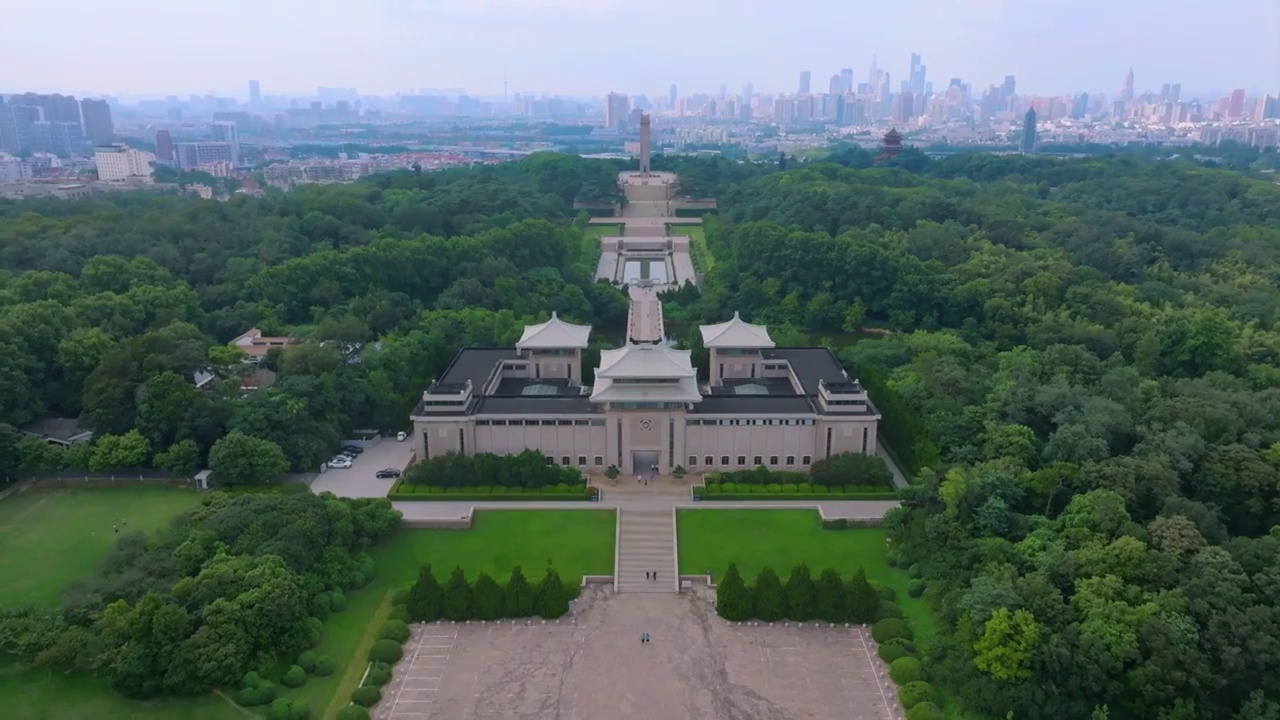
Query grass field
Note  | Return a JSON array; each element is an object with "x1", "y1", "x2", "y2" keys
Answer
[
  {"x1": 582, "y1": 224, "x2": 622, "y2": 240},
  {"x1": 292, "y1": 509, "x2": 617, "y2": 719},
  {"x1": 0, "y1": 669, "x2": 241, "y2": 720},
  {"x1": 0, "y1": 486, "x2": 204, "y2": 609},
  {"x1": 676, "y1": 509, "x2": 936, "y2": 642},
  {"x1": 669, "y1": 224, "x2": 714, "y2": 271}
]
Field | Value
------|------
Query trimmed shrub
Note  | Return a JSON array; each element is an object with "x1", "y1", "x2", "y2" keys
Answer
[
  {"x1": 281, "y1": 665, "x2": 307, "y2": 688},
  {"x1": 351, "y1": 686, "x2": 382, "y2": 708},
  {"x1": 443, "y1": 567, "x2": 473, "y2": 620},
  {"x1": 390, "y1": 588, "x2": 409, "y2": 605},
  {"x1": 811, "y1": 484, "x2": 828, "y2": 494},
  {"x1": 898, "y1": 681, "x2": 936, "y2": 709},
  {"x1": 406, "y1": 564, "x2": 443, "y2": 622},
  {"x1": 907, "y1": 579, "x2": 926, "y2": 598},
  {"x1": 872, "y1": 618, "x2": 913, "y2": 643},
  {"x1": 368, "y1": 638, "x2": 403, "y2": 664},
  {"x1": 240, "y1": 671, "x2": 262, "y2": 689},
  {"x1": 814, "y1": 568, "x2": 845, "y2": 623},
  {"x1": 780, "y1": 484, "x2": 798, "y2": 494},
  {"x1": 266, "y1": 698, "x2": 309, "y2": 720},
  {"x1": 797, "y1": 482, "x2": 813, "y2": 493},
  {"x1": 878, "y1": 637, "x2": 916, "y2": 663},
  {"x1": 311, "y1": 592, "x2": 331, "y2": 620},
  {"x1": 906, "y1": 702, "x2": 946, "y2": 720},
  {"x1": 536, "y1": 567, "x2": 570, "y2": 618},
  {"x1": 379, "y1": 619, "x2": 411, "y2": 643},
  {"x1": 312, "y1": 655, "x2": 336, "y2": 677},
  {"x1": 472, "y1": 572, "x2": 506, "y2": 620},
  {"x1": 876, "y1": 585, "x2": 898, "y2": 602},
  {"x1": 751, "y1": 485, "x2": 768, "y2": 494},
  {"x1": 752, "y1": 567, "x2": 786, "y2": 622},
  {"x1": 719, "y1": 482, "x2": 736, "y2": 493},
  {"x1": 877, "y1": 601, "x2": 904, "y2": 621},
  {"x1": 783, "y1": 563, "x2": 816, "y2": 621},
  {"x1": 846, "y1": 568, "x2": 880, "y2": 624},
  {"x1": 347, "y1": 571, "x2": 368, "y2": 589},
  {"x1": 297, "y1": 650, "x2": 318, "y2": 673},
  {"x1": 889, "y1": 656, "x2": 924, "y2": 685},
  {"x1": 337, "y1": 706, "x2": 371, "y2": 720},
  {"x1": 362, "y1": 661, "x2": 393, "y2": 688},
  {"x1": 705, "y1": 483, "x2": 721, "y2": 495},
  {"x1": 233, "y1": 680, "x2": 276, "y2": 707},
  {"x1": 765, "y1": 483, "x2": 783, "y2": 493},
  {"x1": 505, "y1": 566, "x2": 537, "y2": 617},
  {"x1": 491, "y1": 485, "x2": 508, "y2": 494},
  {"x1": 716, "y1": 563, "x2": 752, "y2": 621},
  {"x1": 907, "y1": 563, "x2": 923, "y2": 579},
  {"x1": 329, "y1": 589, "x2": 348, "y2": 613},
  {"x1": 387, "y1": 605, "x2": 410, "y2": 623}
]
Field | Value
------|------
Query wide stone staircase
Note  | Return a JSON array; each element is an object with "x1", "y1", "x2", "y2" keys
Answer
[{"x1": 615, "y1": 508, "x2": 677, "y2": 593}]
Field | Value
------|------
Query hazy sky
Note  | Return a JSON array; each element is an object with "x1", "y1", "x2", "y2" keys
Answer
[{"x1": 6, "y1": 0, "x2": 1278, "y2": 99}]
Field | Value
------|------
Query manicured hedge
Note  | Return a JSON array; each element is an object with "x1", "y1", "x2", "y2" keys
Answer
[
  {"x1": 401, "y1": 564, "x2": 577, "y2": 622},
  {"x1": 378, "y1": 619, "x2": 411, "y2": 643},
  {"x1": 889, "y1": 656, "x2": 925, "y2": 685},
  {"x1": 336, "y1": 706, "x2": 370, "y2": 720},
  {"x1": 906, "y1": 702, "x2": 946, "y2": 720},
  {"x1": 716, "y1": 563, "x2": 883, "y2": 624},
  {"x1": 389, "y1": 479, "x2": 597, "y2": 502},
  {"x1": 363, "y1": 661, "x2": 393, "y2": 688},
  {"x1": 899, "y1": 681, "x2": 936, "y2": 709},
  {"x1": 693, "y1": 483, "x2": 897, "y2": 501},
  {"x1": 281, "y1": 665, "x2": 306, "y2": 688},
  {"x1": 704, "y1": 453, "x2": 894, "y2": 488},
  {"x1": 822, "y1": 517, "x2": 890, "y2": 529},
  {"x1": 368, "y1": 638, "x2": 403, "y2": 663},
  {"x1": 351, "y1": 686, "x2": 382, "y2": 707},
  {"x1": 877, "y1": 637, "x2": 916, "y2": 663},
  {"x1": 402, "y1": 449, "x2": 584, "y2": 489},
  {"x1": 312, "y1": 655, "x2": 335, "y2": 677},
  {"x1": 907, "y1": 579, "x2": 926, "y2": 598},
  {"x1": 265, "y1": 698, "x2": 309, "y2": 720},
  {"x1": 872, "y1": 618, "x2": 913, "y2": 643}
]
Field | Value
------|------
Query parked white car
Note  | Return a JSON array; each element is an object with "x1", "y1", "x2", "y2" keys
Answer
[
  {"x1": 396, "y1": 431, "x2": 407, "y2": 442},
  {"x1": 327, "y1": 456, "x2": 353, "y2": 469}
]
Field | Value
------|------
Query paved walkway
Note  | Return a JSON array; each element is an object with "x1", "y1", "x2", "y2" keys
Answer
[
  {"x1": 393, "y1": 496, "x2": 898, "y2": 522},
  {"x1": 616, "y1": 508, "x2": 677, "y2": 593},
  {"x1": 627, "y1": 284, "x2": 665, "y2": 342}
]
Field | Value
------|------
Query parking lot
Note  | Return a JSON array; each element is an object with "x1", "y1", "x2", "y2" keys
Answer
[
  {"x1": 377, "y1": 588, "x2": 902, "y2": 720},
  {"x1": 309, "y1": 436, "x2": 415, "y2": 498}
]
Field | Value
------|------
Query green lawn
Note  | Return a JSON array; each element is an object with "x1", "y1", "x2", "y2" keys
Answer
[
  {"x1": 288, "y1": 509, "x2": 617, "y2": 719},
  {"x1": 0, "y1": 486, "x2": 205, "y2": 608},
  {"x1": 669, "y1": 224, "x2": 714, "y2": 271},
  {"x1": 582, "y1": 224, "x2": 622, "y2": 240},
  {"x1": 676, "y1": 509, "x2": 936, "y2": 643},
  {"x1": 0, "y1": 668, "x2": 241, "y2": 720}
]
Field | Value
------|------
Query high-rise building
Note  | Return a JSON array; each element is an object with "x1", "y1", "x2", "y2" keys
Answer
[
  {"x1": 174, "y1": 142, "x2": 235, "y2": 169},
  {"x1": 1001, "y1": 75, "x2": 1016, "y2": 101},
  {"x1": 95, "y1": 144, "x2": 154, "y2": 181},
  {"x1": 31, "y1": 121, "x2": 83, "y2": 157},
  {"x1": 12, "y1": 93, "x2": 81, "y2": 124},
  {"x1": 840, "y1": 68, "x2": 854, "y2": 93},
  {"x1": 1021, "y1": 107, "x2": 1037, "y2": 154},
  {"x1": 909, "y1": 53, "x2": 926, "y2": 95},
  {"x1": 829, "y1": 74, "x2": 842, "y2": 96},
  {"x1": 249, "y1": 80, "x2": 262, "y2": 106},
  {"x1": 799, "y1": 71, "x2": 811, "y2": 94},
  {"x1": 1228, "y1": 89, "x2": 1246, "y2": 118},
  {"x1": 80, "y1": 99, "x2": 114, "y2": 145},
  {"x1": 742, "y1": 83, "x2": 753, "y2": 105},
  {"x1": 1071, "y1": 93, "x2": 1090, "y2": 119},
  {"x1": 155, "y1": 129, "x2": 174, "y2": 163},
  {"x1": 668, "y1": 84, "x2": 677, "y2": 107},
  {"x1": 892, "y1": 93, "x2": 914, "y2": 124},
  {"x1": 1170, "y1": 83, "x2": 1182, "y2": 103},
  {"x1": 0, "y1": 101, "x2": 40, "y2": 154},
  {"x1": 1122, "y1": 67, "x2": 1135, "y2": 102},
  {"x1": 210, "y1": 121, "x2": 240, "y2": 163},
  {"x1": 605, "y1": 92, "x2": 630, "y2": 129}
]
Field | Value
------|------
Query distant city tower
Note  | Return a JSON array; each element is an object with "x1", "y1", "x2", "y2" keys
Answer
[
  {"x1": 249, "y1": 80, "x2": 262, "y2": 106},
  {"x1": 1122, "y1": 67, "x2": 1135, "y2": 102},
  {"x1": 1021, "y1": 107, "x2": 1038, "y2": 154},
  {"x1": 639, "y1": 113, "x2": 652, "y2": 174}
]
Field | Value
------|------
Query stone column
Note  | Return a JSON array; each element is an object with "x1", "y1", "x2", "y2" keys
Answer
[{"x1": 639, "y1": 114, "x2": 651, "y2": 173}]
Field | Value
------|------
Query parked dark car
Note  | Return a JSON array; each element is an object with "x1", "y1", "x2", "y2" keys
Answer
[
  {"x1": 340, "y1": 445, "x2": 364, "y2": 455},
  {"x1": 375, "y1": 468, "x2": 401, "y2": 479}
]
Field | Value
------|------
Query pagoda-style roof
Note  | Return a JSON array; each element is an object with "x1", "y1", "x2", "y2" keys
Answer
[
  {"x1": 595, "y1": 344, "x2": 696, "y2": 379},
  {"x1": 884, "y1": 127, "x2": 903, "y2": 141},
  {"x1": 590, "y1": 343, "x2": 701, "y2": 403},
  {"x1": 699, "y1": 312, "x2": 775, "y2": 349},
  {"x1": 515, "y1": 312, "x2": 591, "y2": 350}
]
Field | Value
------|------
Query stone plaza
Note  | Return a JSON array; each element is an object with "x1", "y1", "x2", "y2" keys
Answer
[{"x1": 378, "y1": 587, "x2": 902, "y2": 720}]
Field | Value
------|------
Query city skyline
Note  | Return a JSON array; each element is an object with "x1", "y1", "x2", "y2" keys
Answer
[{"x1": 3, "y1": 0, "x2": 1277, "y2": 99}]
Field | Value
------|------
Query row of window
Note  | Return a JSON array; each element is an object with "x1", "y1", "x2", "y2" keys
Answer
[
  {"x1": 545, "y1": 455, "x2": 604, "y2": 467},
  {"x1": 689, "y1": 454, "x2": 811, "y2": 467},
  {"x1": 476, "y1": 419, "x2": 606, "y2": 427},
  {"x1": 687, "y1": 418, "x2": 815, "y2": 426}
]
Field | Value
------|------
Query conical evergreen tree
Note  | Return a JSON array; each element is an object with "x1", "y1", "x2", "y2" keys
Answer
[
  {"x1": 472, "y1": 572, "x2": 506, "y2": 620},
  {"x1": 535, "y1": 567, "x2": 569, "y2": 618},
  {"x1": 814, "y1": 568, "x2": 845, "y2": 623},
  {"x1": 443, "y1": 566, "x2": 472, "y2": 620},
  {"x1": 752, "y1": 567, "x2": 786, "y2": 622},
  {"x1": 504, "y1": 565, "x2": 537, "y2": 617},
  {"x1": 846, "y1": 567, "x2": 880, "y2": 624},
  {"x1": 784, "y1": 562, "x2": 816, "y2": 621},
  {"x1": 405, "y1": 564, "x2": 443, "y2": 622},
  {"x1": 716, "y1": 563, "x2": 753, "y2": 621}
]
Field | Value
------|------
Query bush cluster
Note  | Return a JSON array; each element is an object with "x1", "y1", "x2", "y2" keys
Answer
[
  {"x1": 265, "y1": 698, "x2": 310, "y2": 720},
  {"x1": 363, "y1": 661, "x2": 393, "y2": 688},
  {"x1": 403, "y1": 564, "x2": 575, "y2": 623},
  {"x1": 280, "y1": 665, "x2": 307, "y2": 688},
  {"x1": 232, "y1": 672, "x2": 276, "y2": 707},
  {"x1": 704, "y1": 452, "x2": 893, "y2": 489},
  {"x1": 336, "y1": 707, "x2": 370, "y2": 720},
  {"x1": 715, "y1": 563, "x2": 885, "y2": 624},
  {"x1": 402, "y1": 449, "x2": 584, "y2": 489},
  {"x1": 350, "y1": 686, "x2": 382, "y2": 707},
  {"x1": 699, "y1": 482, "x2": 896, "y2": 499},
  {"x1": 368, "y1": 638, "x2": 403, "y2": 664},
  {"x1": 390, "y1": 481, "x2": 595, "y2": 501}
]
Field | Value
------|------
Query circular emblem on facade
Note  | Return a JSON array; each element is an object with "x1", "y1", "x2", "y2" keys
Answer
[{"x1": 639, "y1": 420, "x2": 653, "y2": 431}]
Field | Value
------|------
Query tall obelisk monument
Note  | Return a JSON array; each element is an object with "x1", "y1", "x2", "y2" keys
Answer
[{"x1": 639, "y1": 113, "x2": 651, "y2": 174}]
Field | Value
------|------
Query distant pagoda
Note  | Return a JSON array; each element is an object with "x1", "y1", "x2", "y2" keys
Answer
[{"x1": 878, "y1": 128, "x2": 904, "y2": 160}]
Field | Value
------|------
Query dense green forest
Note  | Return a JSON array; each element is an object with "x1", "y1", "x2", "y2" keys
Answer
[
  {"x1": 2, "y1": 144, "x2": 1280, "y2": 717},
  {"x1": 659, "y1": 153, "x2": 1280, "y2": 719}
]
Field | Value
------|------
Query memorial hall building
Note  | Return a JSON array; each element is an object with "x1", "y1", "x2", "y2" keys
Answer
[{"x1": 409, "y1": 310, "x2": 881, "y2": 476}]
